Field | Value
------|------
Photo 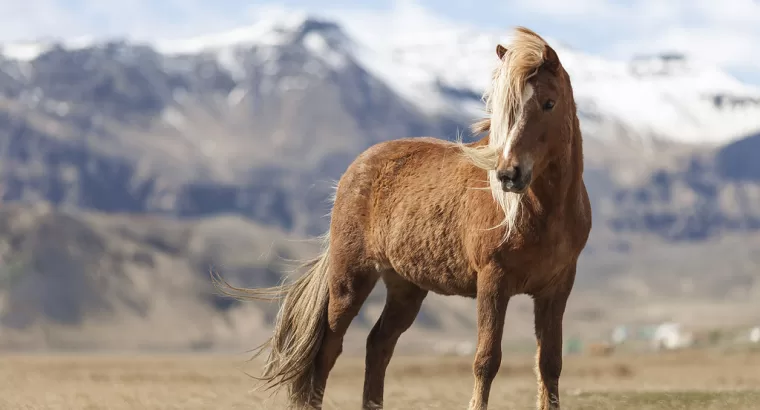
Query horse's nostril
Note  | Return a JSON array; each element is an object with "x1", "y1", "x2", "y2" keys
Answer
[{"x1": 497, "y1": 166, "x2": 521, "y2": 182}]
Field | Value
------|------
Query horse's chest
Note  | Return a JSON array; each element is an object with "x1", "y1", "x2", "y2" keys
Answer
[
  {"x1": 505, "y1": 226, "x2": 579, "y2": 279},
  {"x1": 541, "y1": 231, "x2": 575, "y2": 263}
]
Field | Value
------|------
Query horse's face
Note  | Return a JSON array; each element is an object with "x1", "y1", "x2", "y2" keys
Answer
[{"x1": 496, "y1": 46, "x2": 565, "y2": 193}]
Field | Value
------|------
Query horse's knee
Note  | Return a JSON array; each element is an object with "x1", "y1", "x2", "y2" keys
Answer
[
  {"x1": 366, "y1": 319, "x2": 396, "y2": 353},
  {"x1": 473, "y1": 348, "x2": 502, "y2": 380},
  {"x1": 366, "y1": 324, "x2": 382, "y2": 348}
]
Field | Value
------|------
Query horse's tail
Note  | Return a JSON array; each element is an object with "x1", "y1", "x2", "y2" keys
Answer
[{"x1": 212, "y1": 234, "x2": 332, "y2": 407}]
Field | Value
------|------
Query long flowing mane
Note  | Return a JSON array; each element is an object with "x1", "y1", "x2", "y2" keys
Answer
[{"x1": 459, "y1": 27, "x2": 553, "y2": 241}]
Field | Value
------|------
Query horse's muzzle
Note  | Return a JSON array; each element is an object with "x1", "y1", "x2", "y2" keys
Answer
[{"x1": 497, "y1": 166, "x2": 531, "y2": 193}]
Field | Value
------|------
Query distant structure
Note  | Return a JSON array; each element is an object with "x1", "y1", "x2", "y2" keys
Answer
[
  {"x1": 629, "y1": 52, "x2": 689, "y2": 77},
  {"x1": 563, "y1": 337, "x2": 583, "y2": 356},
  {"x1": 433, "y1": 340, "x2": 475, "y2": 357},
  {"x1": 587, "y1": 342, "x2": 615, "y2": 357},
  {"x1": 750, "y1": 327, "x2": 760, "y2": 344},
  {"x1": 651, "y1": 322, "x2": 694, "y2": 351},
  {"x1": 611, "y1": 325, "x2": 629, "y2": 345}
]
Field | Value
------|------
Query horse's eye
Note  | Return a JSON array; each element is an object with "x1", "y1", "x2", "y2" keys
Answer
[{"x1": 543, "y1": 100, "x2": 555, "y2": 111}]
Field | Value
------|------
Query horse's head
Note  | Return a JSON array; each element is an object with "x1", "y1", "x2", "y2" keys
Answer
[
  {"x1": 458, "y1": 27, "x2": 577, "y2": 239},
  {"x1": 495, "y1": 46, "x2": 565, "y2": 193},
  {"x1": 478, "y1": 28, "x2": 573, "y2": 194}
]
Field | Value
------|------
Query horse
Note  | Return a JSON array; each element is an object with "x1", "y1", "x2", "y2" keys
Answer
[{"x1": 216, "y1": 26, "x2": 591, "y2": 410}]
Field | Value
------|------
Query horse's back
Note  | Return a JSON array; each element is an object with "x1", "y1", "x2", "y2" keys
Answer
[
  {"x1": 336, "y1": 136, "x2": 460, "y2": 193},
  {"x1": 354, "y1": 136, "x2": 454, "y2": 162}
]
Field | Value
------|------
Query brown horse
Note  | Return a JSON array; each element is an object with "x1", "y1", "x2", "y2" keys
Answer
[{"x1": 216, "y1": 26, "x2": 591, "y2": 410}]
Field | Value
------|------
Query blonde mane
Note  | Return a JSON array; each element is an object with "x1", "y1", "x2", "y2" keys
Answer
[{"x1": 458, "y1": 27, "x2": 551, "y2": 241}]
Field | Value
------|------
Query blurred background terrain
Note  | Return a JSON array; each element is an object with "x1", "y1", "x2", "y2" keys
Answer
[{"x1": 0, "y1": 2, "x2": 759, "y2": 355}]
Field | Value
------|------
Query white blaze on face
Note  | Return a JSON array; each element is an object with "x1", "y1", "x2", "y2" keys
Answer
[{"x1": 502, "y1": 84, "x2": 535, "y2": 160}]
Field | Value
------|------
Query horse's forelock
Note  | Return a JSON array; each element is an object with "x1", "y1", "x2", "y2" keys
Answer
[{"x1": 486, "y1": 30, "x2": 546, "y2": 148}]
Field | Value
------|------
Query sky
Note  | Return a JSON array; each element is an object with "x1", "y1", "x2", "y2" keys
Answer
[{"x1": 0, "y1": 0, "x2": 758, "y2": 84}]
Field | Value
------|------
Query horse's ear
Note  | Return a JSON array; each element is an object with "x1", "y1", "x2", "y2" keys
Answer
[
  {"x1": 496, "y1": 44, "x2": 507, "y2": 60},
  {"x1": 543, "y1": 45, "x2": 560, "y2": 74}
]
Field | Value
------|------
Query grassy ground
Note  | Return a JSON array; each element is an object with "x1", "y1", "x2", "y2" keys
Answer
[{"x1": 0, "y1": 349, "x2": 759, "y2": 409}]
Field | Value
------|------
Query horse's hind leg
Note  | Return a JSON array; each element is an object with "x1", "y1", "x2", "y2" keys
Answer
[
  {"x1": 311, "y1": 261, "x2": 378, "y2": 408},
  {"x1": 362, "y1": 272, "x2": 428, "y2": 409}
]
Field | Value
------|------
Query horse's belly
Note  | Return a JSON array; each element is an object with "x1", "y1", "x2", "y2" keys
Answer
[
  {"x1": 377, "y1": 206, "x2": 479, "y2": 296},
  {"x1": 385, "y1": 254, "x2": 477, "y2": 297}
]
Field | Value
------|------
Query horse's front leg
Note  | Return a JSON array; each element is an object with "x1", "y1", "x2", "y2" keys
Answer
[
  {"x1": 533, "y1": 266, "x2": 575, "y2": 410},
  {"x1": 468, "y1": 271, "x2": 510, "y2": 410}
]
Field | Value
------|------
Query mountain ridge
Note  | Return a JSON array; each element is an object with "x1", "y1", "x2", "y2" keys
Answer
[{"x1": 3, "y1": 13, "x2": 760, "y2": 146}]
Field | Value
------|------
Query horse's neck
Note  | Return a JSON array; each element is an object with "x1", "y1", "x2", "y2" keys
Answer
[{"x1": 531, "y1": 121, "x2": 585, "y2": 212}]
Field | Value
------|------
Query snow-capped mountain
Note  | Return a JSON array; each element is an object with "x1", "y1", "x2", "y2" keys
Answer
[
  {"x1": 158, "y1": 11, "x2": 760, "y2": 146},
  {"x1": 0, "y1": 11, "x2": 759, "y2": 242},
  {"x1": 331, "y1": 10, "x2": 760, "y2": 146},
  {"x1": 4, "y1": 11, "x2": 759, "y2": 147},
  {"x1": 157, "y1": 12, "x2": 760, "y2": 145}
]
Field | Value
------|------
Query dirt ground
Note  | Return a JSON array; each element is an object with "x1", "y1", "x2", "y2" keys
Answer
[{"x1": 1, "y1": 349, "x2": 759, "y2": 409}]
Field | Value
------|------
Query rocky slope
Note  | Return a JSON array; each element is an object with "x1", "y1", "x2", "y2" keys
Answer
[{"x1": 0, "y1": 203, "x2": 757, "y2": 350}]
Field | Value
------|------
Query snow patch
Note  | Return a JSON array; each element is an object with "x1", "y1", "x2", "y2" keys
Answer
[
  {"x1": 162, "y1": 107, "x2": 186, "y2": 129},
  {"x1": 227, "y1": 87, "x2": 247, "y2": 106},
  {"x1": 279, "y1": 76, "x2": 310, "y2": 92},
  {"x1": 215, "y1": 47, "x2": 245, "y2": 80},
  {"x1": 302, "y1": 32, "x2": 346, "y2": 70},
  {"x1": 1, "y1": 43, "x2": 50, "y2": 61},
  {"x1": 45, "y1": 101, "x2": 70, "y2": 116},
  {"x1": 1, "y1": 36, "x2": 96, "y2": 61},
  {"x1": 154, "y1": 11, "x2": 310, "y2": 54}
]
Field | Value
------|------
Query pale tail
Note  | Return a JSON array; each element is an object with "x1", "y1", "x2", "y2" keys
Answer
[{"x1": 211, "y1": 237, "x2": 332, "y2": 408}]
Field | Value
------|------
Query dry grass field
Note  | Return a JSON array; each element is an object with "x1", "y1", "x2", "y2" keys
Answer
[{"x1": 1, "y1": 349, "x2": 759, "y2": 409}]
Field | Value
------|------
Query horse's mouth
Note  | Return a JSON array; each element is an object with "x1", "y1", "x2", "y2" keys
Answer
[
  {"x1": 501, "y1": 181, "x2": 528, "y2": 193},
  {"x1": 500, "y1": 176, "x2": 531, "y2": 193}
]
